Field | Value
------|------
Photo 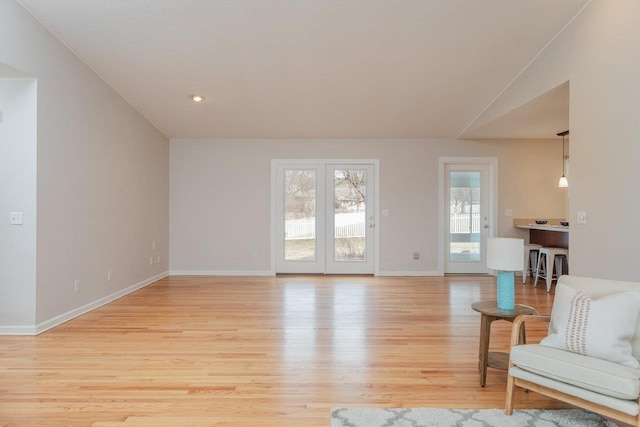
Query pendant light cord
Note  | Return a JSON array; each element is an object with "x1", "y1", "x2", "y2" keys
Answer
[
  {"x1": 557, "y1": 130, "x2": 569, "y2": 188},
  {"x1": 557, "y1": 130, "x2": 569, "y2": 176},
  {"x1": 562, "y1": 134, "x2": 565, "y2": 175}
]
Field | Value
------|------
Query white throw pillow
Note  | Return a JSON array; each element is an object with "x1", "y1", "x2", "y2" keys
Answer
[{"x1": 541, "y1": 283, "x2": 640, "y2": 368}]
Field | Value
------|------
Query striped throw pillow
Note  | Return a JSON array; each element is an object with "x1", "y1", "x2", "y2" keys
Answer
[{"x1": 541, "y1": 283, "x2": 640, "y2": 368}]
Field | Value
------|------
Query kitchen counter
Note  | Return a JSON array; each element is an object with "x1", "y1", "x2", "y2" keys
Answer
[
  {"x1": 514, "y1": 218, "x2": 569, "y2": 249},
  {"x1": 515, "y1": 224, "x2": 569, "y2": 233}
]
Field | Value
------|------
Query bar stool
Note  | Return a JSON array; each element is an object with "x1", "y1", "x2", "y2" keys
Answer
[
  {"x1": 522, "y1": 244, "x2": 542, "y2": 284},
  {"x1": 534, "y1": 247, "x2": 568, "y2": 292}
]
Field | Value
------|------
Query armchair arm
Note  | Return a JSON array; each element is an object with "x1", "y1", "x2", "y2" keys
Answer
[{"x1": 510, "y1": 314, "x2": 551, "y2": 347}]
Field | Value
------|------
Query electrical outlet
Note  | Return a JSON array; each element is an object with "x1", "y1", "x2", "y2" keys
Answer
[
  {"x1": 107, "y1": 270, "x2": 112, "y2": 281},
  {"x1": 9, "y1": 212, "x2": 23, "y2": 225},
  {"x1": 149, "y1": 257, "x2": 154, "y2": 265},
  {"x1": 74, "y1": 280, "x2": 80, "y2": 293},
  {"x1": 152, "y1": 241, "x2": 156, "y2": 250},
  {"x1": 413, "y1": 252, "x2": 420, "y2": 260},
  {"x1": 157, "y1": 256, "x2": 160, "y2": 264}
]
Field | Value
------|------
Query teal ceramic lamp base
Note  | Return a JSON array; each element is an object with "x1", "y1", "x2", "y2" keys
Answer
[{"x1": 496, "y1": 270, "x2": 515, "y2": 310}]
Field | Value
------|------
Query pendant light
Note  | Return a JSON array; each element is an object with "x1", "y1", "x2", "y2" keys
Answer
[{"x1": 557, "y1": 130, "x2": 569, "y2": 188}]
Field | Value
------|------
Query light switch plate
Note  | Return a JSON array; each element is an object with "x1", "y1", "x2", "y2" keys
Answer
[
  {"x1": 577, "y1": 211, "x2": 587, "y2": 224},
  {"x1": 504, "y1": 209, "x2": 513, "y2": 217}
]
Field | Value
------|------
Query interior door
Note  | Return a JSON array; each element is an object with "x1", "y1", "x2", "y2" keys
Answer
[
  {"x1": 274, "y1": 162, "x2": 375, "y2": 274},
  {"x1": 444, "y1": 163, "x2": 491, "y2": 274}
]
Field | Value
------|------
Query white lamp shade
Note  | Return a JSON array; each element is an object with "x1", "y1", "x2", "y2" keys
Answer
[
  {"x1": 487, "y1": 238, "x2": 524, "y2": 271},
  {"x1": 558, "y1": 175, "x2": 568, "y2": 187}
]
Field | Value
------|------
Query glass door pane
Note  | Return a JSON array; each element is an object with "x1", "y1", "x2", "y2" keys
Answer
[
  {"x1": 284, "y1": 169, "x2": 316, "y2": 261},
  {"x1": 333, "y1": 169, "x2": 367, "y2": 262},
  {"x1": 449, "y1": 171, "x2": 481, "y2": 262}
]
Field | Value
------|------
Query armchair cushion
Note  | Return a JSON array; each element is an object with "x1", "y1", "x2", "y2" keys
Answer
[
  {"x1": 510, "y1": 344, "x2": 640, "y2": 400},
  {"x1": 540, "y1": 283, "x2": 640, "y2": 368},
  {"x1": 506, "y1": 276, "x2": 640, "y2": 426}
]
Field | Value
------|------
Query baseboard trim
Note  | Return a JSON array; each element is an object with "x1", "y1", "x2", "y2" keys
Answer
[
  {"x1": 169, "y1": 270, "x2": 274, "y2": 276},
  {"x1": 172, "y1": 270, "x2": 445, "y2": 277},
  {"x1": 376, "y1": 270, "x2": 441, "y2": 277},
  {"x1": 0, "y1": 325, "x2": 38, "y2": 335},
  {"x1": 34, "y1": 271, "x2": 169, "y2": 335}
]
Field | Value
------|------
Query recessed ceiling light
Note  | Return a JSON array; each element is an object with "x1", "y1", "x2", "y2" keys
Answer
[{"x1": 190, "y1": 94, "x2": 205, "y2": 102}]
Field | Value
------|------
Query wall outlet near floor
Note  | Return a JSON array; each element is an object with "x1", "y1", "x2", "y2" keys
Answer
[
  {"x1": 157, "y1": 256, "x2": 161, "y2": 264},
  {"x1": 9, "y1": 212, "x2": 23, "y2": 225},
  {"x1": 74, "y1": 280, "x2": 80, "y2": 293},
  {"x1": 107, "y1": 270, "x2": 112, "y2": 281},
  {"x1": 149, "y1": 257, "x2": 154, "y2": 265},
  {"x1": 413, "y1": 252, "x2": 420, "y2": 260}
]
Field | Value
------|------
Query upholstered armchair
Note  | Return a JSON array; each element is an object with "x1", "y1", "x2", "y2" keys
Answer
[{"x1": 505, "y1": 275, "x2": 640, "y2": 427}]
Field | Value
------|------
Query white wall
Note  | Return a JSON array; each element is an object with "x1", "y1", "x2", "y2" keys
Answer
[
  {"x1": 570, "y1": 48, "x2": 640, "y2": 280},
  {"x1": 170, "y1": 138, "x2": 565, "y2": 275},
  {"x1": 0, "y1": 1, "x2": 170, "y2": 332},
  {"x1": 467, "y1": 0, "x2": 640, "y2": 281},
  {"x1": 0, "y1": 78, "x2": 37, "y2": 331}
]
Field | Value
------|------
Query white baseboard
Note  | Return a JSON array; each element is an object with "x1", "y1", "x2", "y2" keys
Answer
[
  {"x1": 376, "y1": 270, "x2": 441, "y2": 277},
  {"x1": 169, "y1": 270, "x2": 274, "y2": 276},
  {"x1": 33, "y1": 271, "x2": 169, "y2": 335},
  {"x1": 0, "y1": 325, "x2": 38, "y2": 335},
  {"x1": 172, "y1": 270, "x2": 445, "y2": 277}
]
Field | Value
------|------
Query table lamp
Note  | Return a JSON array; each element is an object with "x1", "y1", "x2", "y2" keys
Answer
[{"x1": 487, "y1": 237, "x2": 524, "y2": 310}]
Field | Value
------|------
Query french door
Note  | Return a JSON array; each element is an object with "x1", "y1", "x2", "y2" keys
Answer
[
  {"x1": 443, "y1": 162, "x2": 493, "y2": 274},
  {"x1": 274, "y1": 162, "x2": 376, "y2": 274}
]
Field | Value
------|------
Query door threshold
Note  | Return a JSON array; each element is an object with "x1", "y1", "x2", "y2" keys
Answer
[
  {"x1": 276, "y1": 273, "x2": 375, "y2": 277},
  {"x1": 444, "y1": 273, "x2": 491, "y2": 276}
]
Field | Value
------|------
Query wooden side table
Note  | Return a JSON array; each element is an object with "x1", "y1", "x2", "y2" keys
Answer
[{"x1": 471, "y1": 301, "x2": 535, "y2": 387}]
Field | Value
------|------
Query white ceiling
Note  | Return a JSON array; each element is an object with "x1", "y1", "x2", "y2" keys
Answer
[
  {"x1": 17, "y1": 0, "x2": 586, "y2": 139},
  {"x1": 463, "y1": 81, "x2": 570, "y2": 139}
]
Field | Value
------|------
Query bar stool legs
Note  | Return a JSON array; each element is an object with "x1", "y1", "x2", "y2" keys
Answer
[
  {"x1": 534, "y1": 247, "x2": 569, "y2": 292},
  {"x1": 554, "y1": 254, "x2": 566, "y2": 278},
  {"x1": 522, "y1": 244, "x2": 541, "y2": 284}
]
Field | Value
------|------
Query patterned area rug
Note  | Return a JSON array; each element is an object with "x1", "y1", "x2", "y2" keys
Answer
[{"x1": 331, "y1": 408, "x2": 617, "y2": 426}]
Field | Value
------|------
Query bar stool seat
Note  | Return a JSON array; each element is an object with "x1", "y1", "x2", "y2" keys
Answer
[
  {"x1": 522, "y1": 244, "x2": 542, "y2": 284},
  {"x1": 534, "y1": 247, "x2": 568, "y2": 292}
]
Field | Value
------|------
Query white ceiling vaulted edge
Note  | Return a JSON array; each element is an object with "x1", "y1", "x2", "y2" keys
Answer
[{"x1": 16, "y1": 0, "x2": 587, "y2": 139}]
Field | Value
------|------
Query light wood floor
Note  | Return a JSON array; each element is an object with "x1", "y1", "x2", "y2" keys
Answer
[{"x1": 0, "y1": 275, "x2": 574, "y2": 426}]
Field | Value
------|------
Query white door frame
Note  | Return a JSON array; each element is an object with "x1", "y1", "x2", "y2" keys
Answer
[
  {"x1": 270, "y1": 159, "x2": 380, "y2": 276},
  {"x1": 438, "y1": 157, "x2": 498, "y2": 276}
]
